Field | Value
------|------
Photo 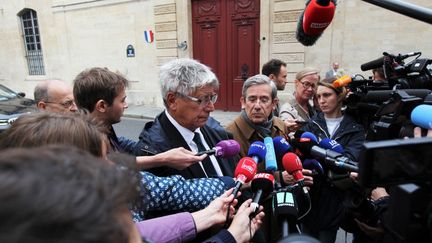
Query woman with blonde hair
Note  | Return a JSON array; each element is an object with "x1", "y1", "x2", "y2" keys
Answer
[{"x1": 279, "y1": 67, "x2": 320, "y2": 132}]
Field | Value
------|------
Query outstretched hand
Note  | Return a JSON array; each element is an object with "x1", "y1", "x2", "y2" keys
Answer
[
  {"x1": 157, "y1": 147, "x2": 207, "y2": 170},
  {"x1": 191, "y1": 188, "x2": 237, "y2": 233},
  {"x1": 227, "y1": 199, "x2": 265, "y2": 243}
]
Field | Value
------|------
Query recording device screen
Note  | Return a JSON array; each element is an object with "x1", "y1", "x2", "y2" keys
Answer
[{"x1": 359, "y1": 137, "x2": 432, "y2": 187}]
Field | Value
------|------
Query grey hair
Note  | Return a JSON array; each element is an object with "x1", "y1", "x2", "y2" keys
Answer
[
  {"x1": 242, "y1": 74, "x2": 277, "y2": 99},
  {"x1": 159, "y1": 58, "x2": 219, "y2": 107}
]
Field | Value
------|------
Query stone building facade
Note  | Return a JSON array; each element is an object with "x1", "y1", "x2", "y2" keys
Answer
[{"x1": 1, "y1": 0, "x2": 431, "y2": 108}]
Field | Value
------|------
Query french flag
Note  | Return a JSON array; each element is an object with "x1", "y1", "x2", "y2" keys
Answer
[{"x1": 144, "y1": 30, "x2": 154, "y2": 43}]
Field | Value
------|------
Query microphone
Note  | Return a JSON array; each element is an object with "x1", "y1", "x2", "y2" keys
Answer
[
  {"x1": 264, "y1": 137, "x2": 278, "y2": 172},
  {"x1": 251, "y1": 173, "x2": 275, "y2": 213},
  {"x1": 232, "y1": 157, "x2": 258, "y2": 198},
  {"x1": 411, "y1": 104, "x2": 432, "y2": 129},
  {"x1": 273, "y1": 136, "x2": 292, "y2": 166},
  {"x1": 300, "y1": 131, "x2": 318, "y2": 142},
  {"x1": 247, "y1": 141, "x2": 267, "y2": 163},
  {"x1": 360, "y1": 56, "x2": 385, "y2": 72},
  {"x1": 360, "y1": 52, "x2": 422, "y2": 71},
  {"x1": 195, "y1": 139, "x2": 240, "y2": 157},
  {"x1": 319, "y1": 138, "x2": 344, "y2": 153},
  {"x1": 303, "y1": 158, "x2": 324, "y2": 175},
  {"x1": 332, "y1": 75, "x2": 352, "y2": 88},
  {"x1": 282, "y1": 152, "x2": 304, "y2": 183},
  {"x1": 296, "y1": 0, "x2": 336, "y2": 46},
  {"x1": 290, "y1": 137, "x2": 359, "y2": 172}
]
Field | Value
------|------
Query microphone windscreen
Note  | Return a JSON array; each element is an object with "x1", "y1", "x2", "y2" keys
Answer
[
  {"x1": 360, "y1": 56, "x2": 384, "y2": 71},
  {"x1": 303, "y1": 158, "x2": 324, "y2": 175},
  {"x1": 411, "y1": 104, "x2": 432, "y2": 129},
  {"x1": 296, "y1": 12, "x2": 321, "y2": 46},
  {"x1": 296, "y1": 0, "x2": 336, "y2": 46},
  {"x1": 234, "y1": 157, "x2": 258, "y2": 183},
  {"x1": 319, "y1": 138, "x2": 344, "y2": 153},
  {"x1": 290, "y1": 137, "x2": 318, "y2": 158},
  {"x1": 333, "y1": 75, "x2": 352, "y2": 88},
  {"x1": 251, "y1": 173, "x2": 275, "y2": 196},
  {"x1": 282, "y1": 152, "x2": 304, "y2": 181},
  {"x1": 264, "y1": 137, "x2": 278, "y2": 172},
  {"x1": 301, "y1": 132, "x2": 318, "y2": 142},
  {"x1": 215, "y1": 139, "x2": 240, "y2": 158},
  {"x1": 273, "y1": 136, "x2": 291, "y2": 158},
  {"x1": 247, "y1": 141, "x2": 266, "y2": 163}
]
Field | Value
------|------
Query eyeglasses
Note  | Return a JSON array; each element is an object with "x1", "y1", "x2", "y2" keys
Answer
[
  {"x1": 179, "y1": 93, "x2": 218, "y2": 107},
  {"x1": 299, "y1": 81, "x2": 317, "y2": 90},
  {"x1": 45, "y1": 100, "x2": 76, "y2": 109}
]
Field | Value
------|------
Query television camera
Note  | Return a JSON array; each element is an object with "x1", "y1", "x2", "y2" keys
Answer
[{"x1": 344, "y1": 51, "x2": 432, "y2": 141}]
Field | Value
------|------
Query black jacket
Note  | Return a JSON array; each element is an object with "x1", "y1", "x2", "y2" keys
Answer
[
  {"x1": 133, "y1": 111, "x2": 238, "y2": 179},
  {"x1": 301, "y1": 112, "x2": 366, "y2": 233}
]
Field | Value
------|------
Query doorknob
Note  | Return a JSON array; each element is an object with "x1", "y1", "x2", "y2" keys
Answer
[{"x1": 241, "y1": 64, "x2": 249, "y2": 81}]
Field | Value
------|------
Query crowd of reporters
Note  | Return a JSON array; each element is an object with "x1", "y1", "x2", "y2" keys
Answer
[{"x1": 0, "y1": 56, "x2": 430, "y2": 243}]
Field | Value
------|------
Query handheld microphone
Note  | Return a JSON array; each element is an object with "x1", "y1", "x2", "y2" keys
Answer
[
  {"x1": 300, "y1": 132, "x2": 318, "y2": 142},
  {"x1": 251, "y1": 173, "x2": 275, "y2": 213},
  {"x1": 296, "y1": 0, "x2": 336, "y2": 46},
  {"x1": 232, "y1": 157, "x2": 258, "y2": 198},
  {"x1": 411, "y1": 104, "x2": 432, "y2": 129},
  {"x1": 283, "y1": 153, "x2": 310, "y2": 199},
  {"x1": 332, "y1": 75, "x2": 352, "y2": 88},
  {"x1": 282, "y1": 152, "x2": 304, "y2": 183},
  {"x1": 290, "y1": 137, "x2": 359, "y2": 172},
  {"x1": 319, "y1": 138, "x2": 344, "y2": 153},
  {"x1": 195, "y1": 139, "x2": 240, "y2": 158},
  {"x1": 273, "y1": 136, "x2": 292, "y2": 166},
  {"x1": 264, "y1": 137, "x2": 278, "y2": 172},
  {"x1": 303, "y1": 158, "x2": 324, "y2": 175},
  {"x1": 247, "y1": 141, "x2": 267, "y2": 163}
]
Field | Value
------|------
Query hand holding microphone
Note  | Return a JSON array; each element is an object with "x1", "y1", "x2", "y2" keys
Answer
[
  {"x1": 232, "y1": 157, "x2": 258, "y2": 198},
  {"x1": 250, "y1": 173, "x2": 275, "y2": 214},
  {"x1": 282, "y1": 152, "x2": 313, "y2": 188},
  {"x1": 195, "y1": 139, "x2": 240, "y2": 157}
]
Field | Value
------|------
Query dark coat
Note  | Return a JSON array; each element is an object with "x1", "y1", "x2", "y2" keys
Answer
[
  {"x1": 133, "y1": 111, "x2": 238, "y2": 179},
  {"x1": 301, "y1": 112, "x2": 366, "y2": 233}
]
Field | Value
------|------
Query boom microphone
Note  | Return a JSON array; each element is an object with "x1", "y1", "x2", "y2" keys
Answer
[
  {"x1": 195, "y1": 139, "x2": 240, "y2": 157},
  {"x1": 360, "y1": 56, "x2": 384, "y2": 72},
  {"x1": 251, "y1": 173, "x2": 275, "y2": 213},
  {"x1": 247, "y1": 141, "x2": 267, "y2": 163},
  {"x1": 296, "y1": 0, "x2": 336, "y2": 46},
  {"x1": 264, "y1": 137, "x2": 278, "y2": 172},
  {"x1": 411, "y1": 104, "x2": 432, "y2": 129},
  {"x1": 232, "y1": 157, "x2": 258, "y2": 198}
]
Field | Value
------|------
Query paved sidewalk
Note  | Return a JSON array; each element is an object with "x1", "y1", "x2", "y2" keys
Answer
[{"x1": 123, "y1": 104, "x2": 239, "y2": 127}]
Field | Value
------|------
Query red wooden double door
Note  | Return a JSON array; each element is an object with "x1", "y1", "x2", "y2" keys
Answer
[{"x1": 192, "y1": 0, "x2": 260, "y2": 111}]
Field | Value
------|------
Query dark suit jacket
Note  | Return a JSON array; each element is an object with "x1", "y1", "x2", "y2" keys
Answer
[{"x1": 134, "y1": 111, "x2": 238, "y2": 179}]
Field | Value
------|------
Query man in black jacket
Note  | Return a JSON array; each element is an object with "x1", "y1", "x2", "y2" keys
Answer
[{"x1": 134, "y1": 58, "x2": 239, "y2": 180}]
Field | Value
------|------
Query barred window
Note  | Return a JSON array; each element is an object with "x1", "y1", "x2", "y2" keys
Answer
[{"x1": 19, "y1": 9, "x2": 45, "y2": 75}]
